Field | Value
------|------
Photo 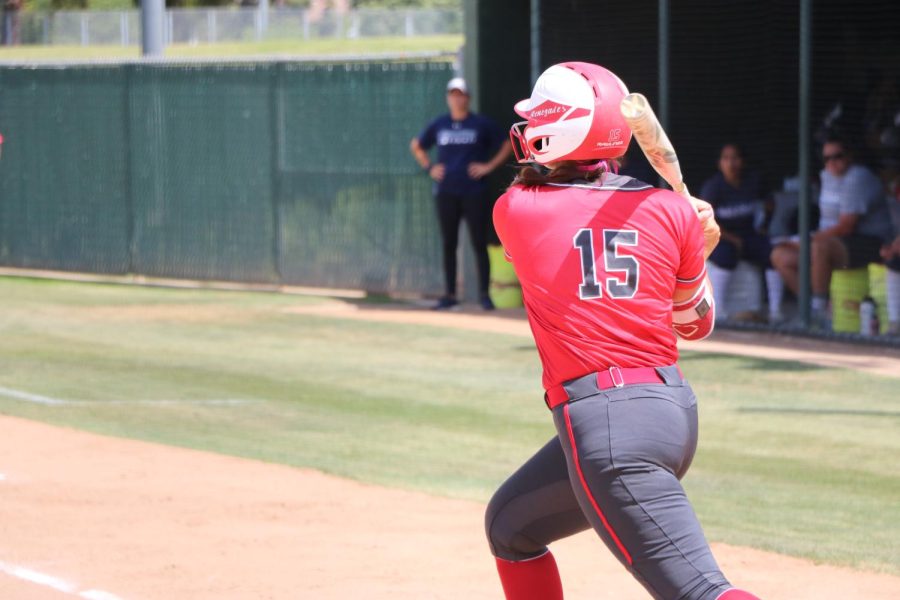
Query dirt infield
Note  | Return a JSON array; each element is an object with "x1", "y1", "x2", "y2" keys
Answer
[{"x1": 1, "y1": 415, "x2": 899, "y2": 600}]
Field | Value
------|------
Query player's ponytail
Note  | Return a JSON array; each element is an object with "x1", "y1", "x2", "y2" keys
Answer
[{"x1": 513, "y1": 160, "x2": 611, "y2": 188}]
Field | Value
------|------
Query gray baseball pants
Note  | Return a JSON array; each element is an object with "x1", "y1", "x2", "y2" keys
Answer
[{"x1": 485, "y1": 367, "x2": 732, "y2": 600}]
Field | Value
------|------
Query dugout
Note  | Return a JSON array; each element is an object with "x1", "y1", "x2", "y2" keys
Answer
[{"x1": 464, "y1": 0, "x2": 900, "y2": 324}]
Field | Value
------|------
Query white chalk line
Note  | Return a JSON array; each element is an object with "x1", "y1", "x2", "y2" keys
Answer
[
  {"x1": 0, "y1": 386, "x2": 67, "y2": 406},
  {"x1": 83, "y1": 399, "x2": 252, "y2": 406},
  {"x1": 0, "y1": 561, "x2": 76, "y2": 593},
  {"x1": 0, "y1": 560, "x2": 124, "y2": 599},
  {"x1": 0, "y1": 386, "x2": 253, "y2": 407}
]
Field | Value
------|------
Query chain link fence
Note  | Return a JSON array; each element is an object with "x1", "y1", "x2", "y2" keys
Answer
[
  {"x1": 6, "y1": 8, "x2": 462, "y2": 47},
  {"x1": 535, "y1": 0, "x2": 900, "y2": 344}
]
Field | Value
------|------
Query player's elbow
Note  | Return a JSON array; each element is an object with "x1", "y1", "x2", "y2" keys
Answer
[
  {"x1": 673, "y1": 317, "x2": 715, "y2": 341},
  {"x1": 673, "y1": 303, "x2": 715, "y2": 340},
  {"x1": 672, "y1": 280, "x2": 716, "y2": 341}
]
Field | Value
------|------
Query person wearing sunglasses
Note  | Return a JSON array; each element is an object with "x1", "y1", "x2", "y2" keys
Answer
[
  {"x1": 879, "y1": 173, "x2": 900, "y2": 335},
  {"x1": 771, "y1": 137, "x2": 892, "y2": 325}
]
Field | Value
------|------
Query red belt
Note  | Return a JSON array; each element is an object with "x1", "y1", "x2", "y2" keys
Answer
[{"x1": 544, "y1": 366, "x2": 680, "y2": 410}]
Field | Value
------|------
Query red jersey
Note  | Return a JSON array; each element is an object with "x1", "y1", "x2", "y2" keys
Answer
[{"x1": 493, "y1": 174, "x2": 707, "y2": 391}]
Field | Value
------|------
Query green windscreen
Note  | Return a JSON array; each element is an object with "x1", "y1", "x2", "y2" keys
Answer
[{"x1": 0, "y1": 59, "x2": 453, "y2": 293}]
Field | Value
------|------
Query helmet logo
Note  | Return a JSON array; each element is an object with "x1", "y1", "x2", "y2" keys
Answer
[
  {"x1": 528, "y1": 100, "x2": 571, "y2": 124},
  {"x1": 609, "y1": 129, "x2": 622, "y2": 143}
]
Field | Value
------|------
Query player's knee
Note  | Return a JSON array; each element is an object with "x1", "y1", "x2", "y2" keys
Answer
[
  {"x1": 709, "y1": 242, "x2": 739, "y2": 270},
  {"x1": 770, "y1": 245, "x2": 788, "y2": 269},
  {"x1": 810, "y1": 236, "x2": 825, "y2": 257},
  {"x1": 483, "y1": 491, "x2": 513, "y2": 558},
  {"x1": 484, "y1": 491, "x2": 546, "y2": 561},
  {"x1": 811, "y1": 234, "x2": 838, "y2": 260}
]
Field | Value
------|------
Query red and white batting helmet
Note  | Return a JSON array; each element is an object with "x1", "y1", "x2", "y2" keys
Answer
[{"x1": 510, "y1": 62, "x2": 632, "y2": 165}]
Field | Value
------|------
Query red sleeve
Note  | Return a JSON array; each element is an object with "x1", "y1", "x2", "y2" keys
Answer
[
  {"x1": 675, "y1": 200, "x2": 707, "y2": 290},
  {"x1": 493, "y1": 190, "x2": 513, "y2": 262}
]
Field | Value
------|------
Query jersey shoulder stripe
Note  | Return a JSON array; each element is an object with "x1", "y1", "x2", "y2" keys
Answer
[{"x1": 676, "y1": 265, "x2": 707, "y2": 285}]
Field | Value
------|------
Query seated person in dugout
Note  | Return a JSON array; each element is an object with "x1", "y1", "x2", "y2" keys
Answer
[
  {"x1": 881, "y1": 171, "x2": 900, "y2": 335},
  {"x1": 699, "y1": 143, "x2": 783, "y2": 322},
  {"x1": 771, "y1": 137, "x2": 893, "y2": 325}
]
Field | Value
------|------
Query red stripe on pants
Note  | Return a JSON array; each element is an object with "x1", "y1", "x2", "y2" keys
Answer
[{"x1": 563, "y1": 403, "x2": 634, "y2": 565}]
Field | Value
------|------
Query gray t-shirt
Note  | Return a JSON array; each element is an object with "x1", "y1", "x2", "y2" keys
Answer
[
  {"x1": 818, "y1": 164, "x2": 892, "y2": 240},
  {"x1": 889, "y1": 187, "x2": 900, "y2": 237}
]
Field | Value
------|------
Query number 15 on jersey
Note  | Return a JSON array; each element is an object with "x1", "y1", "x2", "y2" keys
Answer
[{"x1": 573, "y1": 228, "x2": 639, "y2": 300}]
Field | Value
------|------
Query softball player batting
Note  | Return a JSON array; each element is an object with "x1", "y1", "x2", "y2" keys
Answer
[{"x1": 485, "y1": 63, "x2": 761, "y2": 600}]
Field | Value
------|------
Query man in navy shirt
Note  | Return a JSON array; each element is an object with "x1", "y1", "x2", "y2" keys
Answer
[{"x1": 410, "y1": 77, "x2": 511, "y2": 310}]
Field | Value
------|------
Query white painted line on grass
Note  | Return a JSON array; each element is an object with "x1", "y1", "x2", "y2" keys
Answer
[
  {"x1": 0, "y1": 386, "x2": 68, "y2": 406},
  {"x1": 0, "y1": 386, "x2": 254, "y2": 407},
  {"x1": 91, "y1": 399, "x2": 253, "y2": 406},
  {"x1": 0, "y1": 560, "x2": 124, "y2": 600}
]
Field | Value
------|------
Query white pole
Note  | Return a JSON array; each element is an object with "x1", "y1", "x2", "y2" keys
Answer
[
  {"x1": 141, "y1": 0, "x2": 164, "y2": 56},
  {"x1": 404, "y1": 10, "x2": 413, "y2": 37},
  {"x1": 80, "y1": 13, "x2": 89, "y2": 46},
  {"x1": 259, "y1": 0, "x2": 269, "y2": 38},
  {"x1": 530, "y1": 0, "x2": 540, "y2": 85}
]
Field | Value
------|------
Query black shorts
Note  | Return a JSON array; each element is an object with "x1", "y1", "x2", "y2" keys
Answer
[
  {"x1": 708, "y1": 231, "x2": 771, "y2": 270},
  {"x1": 840, "y1": 234, "x2": 884, "y2": 269},
  {"x1": 888, "y1": 255, "x2": 900, "y2": 273}
]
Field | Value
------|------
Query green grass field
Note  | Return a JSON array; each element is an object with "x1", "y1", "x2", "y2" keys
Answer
[
  {"x1": 0, "y1": 276, "x2": 897, "y2": 574},
  {"x1": 0, "y1": 35, "x2": 461, "y2": 61}
]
